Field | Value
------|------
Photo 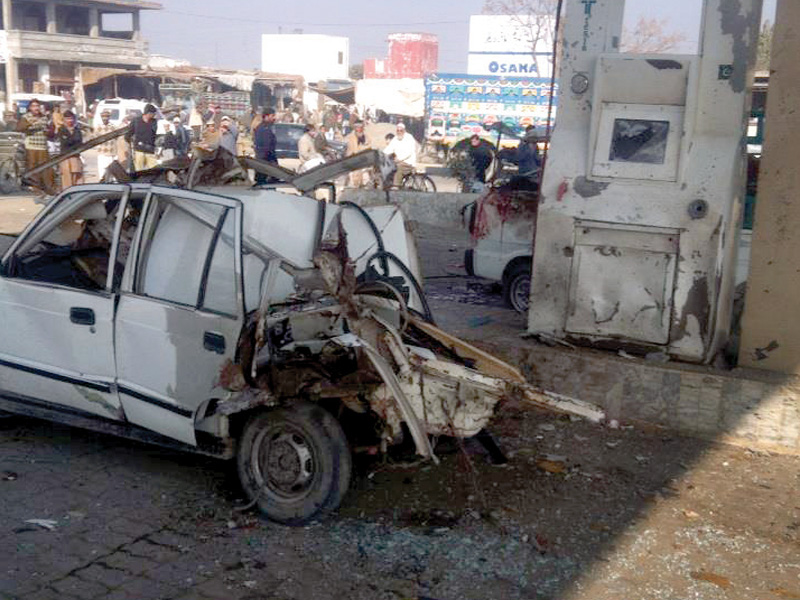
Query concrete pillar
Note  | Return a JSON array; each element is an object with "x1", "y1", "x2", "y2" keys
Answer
[
  {"x1": 4, "y1": 58, "x2": 17, "y2": 109},
  {"x1": 3, "y1": 0, "x2": 16, "y2": 109},
  {"x1": 131, "y1": 10, "x2": 140, "y2": 40},
  {"x1": 2, "y1": 0, "x2": 12, "y2": 30},
  {"x1": 45, "y1": 1, "x2": 56, "y2": 34},
  {"x1": 738, "y1": 0, "x2": 800, "y2": 374},
  {"x1": 89, "y1": 8, "x2": 99, "y2": 37}
]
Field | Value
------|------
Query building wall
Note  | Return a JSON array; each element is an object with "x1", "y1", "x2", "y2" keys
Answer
[
  {"x1": 261, "y1": 34, "x2": 348, "y2": 83},
  {"x1": 386, "y1": 33, "x2": 437, "y2": 79},
  {"x1": 1, "y1": 0, "x2": 152, "y2": 102},
  {"x1": 364, "y1": 33, "x2": 438, "y2": 79}
]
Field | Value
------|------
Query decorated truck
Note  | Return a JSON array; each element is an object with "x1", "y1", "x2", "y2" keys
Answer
[{"x1": 424, "y1": 73, "x2": 558, "y2": 150}]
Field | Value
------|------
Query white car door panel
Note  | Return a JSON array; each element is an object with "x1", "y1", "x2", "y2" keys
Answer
[
  {"x1": 0, "y1": 280, "x2": 118, "y2": 417},
  {"x1": 114, "y1": 189, "x2": 243, "y2": 446},
  {"x1": 0, "y1": 186, "x2": 130, "y2": 419}
]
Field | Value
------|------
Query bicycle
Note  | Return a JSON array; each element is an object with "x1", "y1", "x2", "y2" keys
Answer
[{"x1": 399, "y1": 170, "x2": 437, "y2": 193}]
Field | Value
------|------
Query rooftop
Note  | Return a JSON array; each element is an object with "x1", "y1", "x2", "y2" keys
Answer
[{"x1": 72, "y1": 0, "x2": 163, "y2": 10}]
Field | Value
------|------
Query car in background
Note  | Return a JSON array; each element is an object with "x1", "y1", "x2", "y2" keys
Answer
[
  {"x1": 92, "y1": 98, "x2": 169, "y2": 135},
  {"x1": 273, "y1": 123, "x2": 346, "y2": 160}
]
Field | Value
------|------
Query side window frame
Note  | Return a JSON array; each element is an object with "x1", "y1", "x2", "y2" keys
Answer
[
  {"x1": 0, "y1": 184, "x2": 131, "y2": 294},
  {"x1": 125, "y1": 187, "x2": 244, "y2": 319}
]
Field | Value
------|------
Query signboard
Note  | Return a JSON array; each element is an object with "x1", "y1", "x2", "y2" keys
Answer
[
  {"x1": 425, "y1": 73, "x2": 558, "y2": 146},
  {"x1": 468, "y1": 15, "x2": 553, "y2": 54},
  {"x1": 467, "y1": 15, "x2": 555, "y2": 79},
  {"x1": 467, "y1": 53, "x2": 553, "y2": 78}
]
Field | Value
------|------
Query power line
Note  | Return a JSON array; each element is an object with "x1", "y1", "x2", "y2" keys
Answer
[{"x1": 162, "y1": 9, "x2": 466, "y2": 27}]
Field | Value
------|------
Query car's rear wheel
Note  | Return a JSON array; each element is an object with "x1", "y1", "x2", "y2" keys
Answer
[
  {"x1": 503, "y1": 262, "x2": 532, "y2": 313},
  {"x1": 236, "y1": 401, "x2": 351, "y2": 525}
]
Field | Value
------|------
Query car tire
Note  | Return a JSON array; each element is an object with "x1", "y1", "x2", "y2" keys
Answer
[
  {"x1": 503, "y1": 262, "x2": 531, "y2": 313},
  {"x1": 236, "y1": 401, "x2": 352, "y2": 525}
]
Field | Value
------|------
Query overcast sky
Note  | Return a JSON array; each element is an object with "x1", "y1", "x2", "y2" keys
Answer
[{"x1": 142, "y1": 0, "x2": 778, "y2": 73}]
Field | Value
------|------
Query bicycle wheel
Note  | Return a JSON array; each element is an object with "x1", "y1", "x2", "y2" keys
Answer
[{"x1": 401, "y1": 173, "x2": 437, "y2": 193}]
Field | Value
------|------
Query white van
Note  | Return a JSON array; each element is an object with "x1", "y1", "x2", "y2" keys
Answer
[{"x1": 92, "y1": 98, "x2": 169, "y2": 135}]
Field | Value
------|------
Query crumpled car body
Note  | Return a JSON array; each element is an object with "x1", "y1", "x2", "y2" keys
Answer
[{"x1": 0, "y1": 178, "x2": 601, "y2": 523}]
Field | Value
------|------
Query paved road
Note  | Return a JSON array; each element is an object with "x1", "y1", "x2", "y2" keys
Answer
[{"x1": 0, "y1": 191, "x2": 796, "y2": 600}]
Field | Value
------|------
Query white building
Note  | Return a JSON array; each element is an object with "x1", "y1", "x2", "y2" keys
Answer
[
  {"x1": 261, "y1": 34, "x2": 349, "y2": 83},
  {"x1": 467, "y1": 15, "x2": 554, "y2": 79}
]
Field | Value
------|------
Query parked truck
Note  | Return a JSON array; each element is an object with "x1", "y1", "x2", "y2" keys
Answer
[{"x1": 424, "y1": 73, "x2": 557, "y2": 151}]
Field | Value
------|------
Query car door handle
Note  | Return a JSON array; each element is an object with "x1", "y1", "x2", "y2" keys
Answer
[
  {"x1": 203, "y1": 331, "x2": 226, "y2": 355},
  {"x1": 70, "y1": 307, "x2": 95, "y2": 326}
]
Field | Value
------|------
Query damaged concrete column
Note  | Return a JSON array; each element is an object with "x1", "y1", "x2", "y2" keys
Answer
[{"x1": 739, "y1": 0, "x2": 800, "y2": 374}]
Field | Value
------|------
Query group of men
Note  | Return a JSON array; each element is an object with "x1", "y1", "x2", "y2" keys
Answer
[
  {"x1": 16, "y1": 97, "x2": 540, "y2": 196},
  {"x1": 293, "y1": 119, "x2": 419, "y2": 187},
  {"x1": 16, "y1": 98, "x2": 84, "y2": 194}
]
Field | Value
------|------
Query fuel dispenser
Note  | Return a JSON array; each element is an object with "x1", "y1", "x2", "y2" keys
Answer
[{"x1": 528, "y1": 0, "x2": 762, "y2": 362}]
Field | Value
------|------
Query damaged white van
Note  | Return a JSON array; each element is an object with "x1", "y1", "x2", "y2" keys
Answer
[{"x1": 0, "y1": 177, "x2": 601, "y2": 524}]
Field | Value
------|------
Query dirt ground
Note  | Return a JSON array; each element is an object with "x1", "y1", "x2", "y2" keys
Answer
[{"x1": 0, "y1": 198, "x2": 798, "y2": 600}]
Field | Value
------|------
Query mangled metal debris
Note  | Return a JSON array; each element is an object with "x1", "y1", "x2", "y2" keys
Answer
[{"x1": 219, "y1": 213, "x2": 605, "y2": 467}]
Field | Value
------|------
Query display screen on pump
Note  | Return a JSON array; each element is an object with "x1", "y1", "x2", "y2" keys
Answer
[{"x1": 609, "y1": 118, "x2": 670, "y2": 165}]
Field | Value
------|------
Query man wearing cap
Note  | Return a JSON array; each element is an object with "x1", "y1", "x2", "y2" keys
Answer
[
  {"x1": 54, "y1": 110, "x2": 84, "y2": 191},
  {"x1": 345, "y1": 120, "x2": 372, "y2": 187},
  {"x1": 172, "y1": 116, "x2": 190, "y2": 157},
  {"x1": 17, "y1": 99, "x2": 56, "y2": 194},
  {"x1": 382, "y1": 122, "x2": 417, "y2": 187},
  {"x1": 219, "y1": 115, "x2": 237, "y2": 155},
  {"x1": 253, "y1": 107, "x2": 277, "y2": 184},
  {"x1": 125, "y1": 103, "x2": 158, "y2": 171},
  {"x1": 95, "y1": 109, "x2": 116, "y2": 181},
  {"x1": 517, "y1": 126, "x2": 542, "y2": 179}
]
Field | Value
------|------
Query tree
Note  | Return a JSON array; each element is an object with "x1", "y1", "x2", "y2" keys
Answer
[
  {"x1": 620, "y1": 17, "x2": 686, "y2": 53},
  {"x1": 756, "y1": 21, "x2": 773, "y2": 71},
  {"x1": 349, "y1": 64, "x2": 364, "y2": 80}
]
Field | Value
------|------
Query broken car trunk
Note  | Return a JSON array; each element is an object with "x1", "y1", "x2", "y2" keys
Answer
[{"x1": 221, "y1": 212, "x2": 605, "y2": 463}]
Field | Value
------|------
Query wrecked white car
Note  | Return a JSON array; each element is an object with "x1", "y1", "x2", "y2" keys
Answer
[{"x1": 0, "y1": 178, "x2": 602, "y2": 524}]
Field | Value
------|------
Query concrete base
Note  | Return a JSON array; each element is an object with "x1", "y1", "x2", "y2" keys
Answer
[
  {"x1": 471, "y1": 336, "x2": 800, "y2": 455},
  {"x1": 340, "y1": 189, "x2": 479, "y2": 230}
]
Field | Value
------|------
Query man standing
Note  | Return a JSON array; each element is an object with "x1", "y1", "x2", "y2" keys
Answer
[
  {"x1": 189, "y1": 103, "x2": 204, "y2": 140},
  {"x1": 382, "y1": 122, "x2": 417, "y2": 187},
  {"x1": 516, "y1": 127, "x2": 542, "y2": 179},
  {"x1": 219, "y1": 116, "x2": 237, "y2": 155},
  {"x1": 95, "y1": 109, "x2": 116, "y2": 181},
  {"x1": 344, "y1": 120, "x2": 372, "y2": 187},
  {"x1": 55, "y1": 110, "x2": 84, "y2": 191},
  {"x1": 16, "y1": 99, "x2": 55, "y2": 194},
  {"x1": 297, "y1": 124, "x2": 319, "y2": 164},
  {"x1": 467, "y1": 134, "x2": 493, "y2": 184},
  {"x1": 125, "y1": 104, "x2": 158, "y2": 171},
  {"x1": 172, "y1": 116, "x2": 190, "y2": 157},
  {"x1": 158, "y1": 121, "x2": 179, "y2": 161},
  {"x1": 253, "y1": 107, "x2": 277, "y2": 185}
]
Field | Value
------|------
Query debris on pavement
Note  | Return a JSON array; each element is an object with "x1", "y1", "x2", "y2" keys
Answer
[
  {"x1": 690, "y1": 570, "x2": 732, "y2": 589},
  {"x1": 23, "y1": 519, "x2": 58, "y2": 531}
]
